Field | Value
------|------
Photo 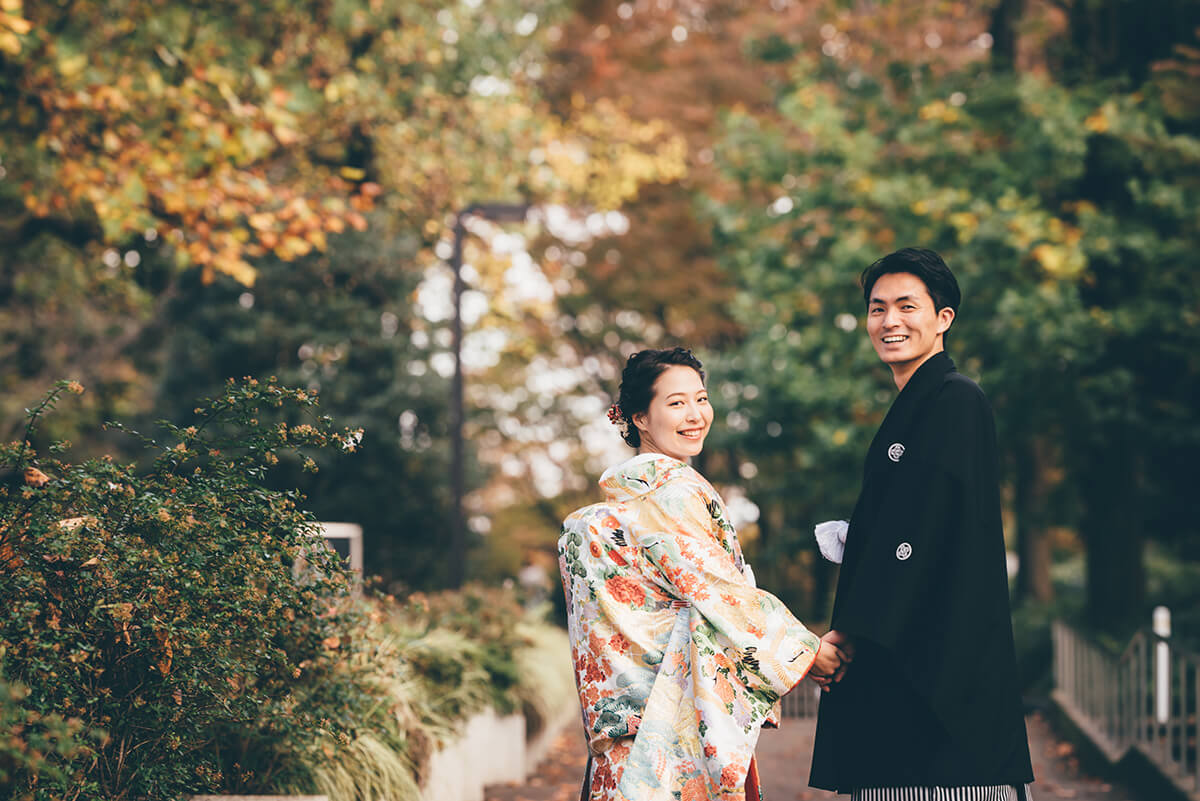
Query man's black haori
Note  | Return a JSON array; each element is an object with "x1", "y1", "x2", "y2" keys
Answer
[{"x1": 810, "y1": 352, "x2": 1034, "y2": 792}]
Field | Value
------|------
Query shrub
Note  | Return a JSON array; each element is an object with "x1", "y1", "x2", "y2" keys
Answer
[
  {"x1": 0, "y1": 669, "x2": 100, "y2": 792},
  {"x1": 1, "y1": 381, "x2": 578, "y2": 800},
  {"x1": 275, "y1": 588, "x2": 575, "y2": 800},
  {"x1": 0, "y1": 379, "x2": 370, "y2": 799}
]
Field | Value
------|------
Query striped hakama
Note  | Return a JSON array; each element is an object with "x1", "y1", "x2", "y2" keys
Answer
[{"x1": 850, "y1": 785, "x2": 1033, "y2": 801}]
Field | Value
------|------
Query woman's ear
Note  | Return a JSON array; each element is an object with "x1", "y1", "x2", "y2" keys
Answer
[{"x1": 632, "y1": 411, "x2": 650, "y2": 434}]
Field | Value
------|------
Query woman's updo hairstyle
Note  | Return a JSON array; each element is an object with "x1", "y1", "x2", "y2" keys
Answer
[{"x1": 608, "y1": 347, "x2": 706, "y2": 448}]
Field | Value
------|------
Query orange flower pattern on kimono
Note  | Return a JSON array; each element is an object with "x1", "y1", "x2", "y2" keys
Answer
[{"x1": 559, "y1": 454, "x2": 821, "y2": 801}]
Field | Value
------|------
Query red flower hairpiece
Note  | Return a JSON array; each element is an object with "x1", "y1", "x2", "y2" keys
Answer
[{"x1": 607, "y1": 403, "x2": 629, "y2": 437}]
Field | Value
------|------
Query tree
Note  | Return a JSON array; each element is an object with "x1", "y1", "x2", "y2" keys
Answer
[
  {"x1": 151, "y1": 227, "x2": 465, "y2": 589},
  {"x1": 0, "y1": 380, "x2": 369, "y2": 798},
  {"x1": 0, "y1": 0, "x2": 688, "y2": 591},
  {"x1": 0, "y1": 0, "x2": 685, "y2": 442},
  {"x1": 703, "y1": 22, "x2": 1200, "y2": 630}
]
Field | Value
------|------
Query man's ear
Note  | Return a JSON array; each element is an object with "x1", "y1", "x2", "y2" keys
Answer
[{"x1": 936, "y1": 306, "x2": 955, "y2": 334}]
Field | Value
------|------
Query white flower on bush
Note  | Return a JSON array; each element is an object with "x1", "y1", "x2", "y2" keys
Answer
[{"x1": 341, "y1": 428, "x2": 365, "y2": 452}]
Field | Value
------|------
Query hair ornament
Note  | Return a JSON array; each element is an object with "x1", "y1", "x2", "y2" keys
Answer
[{"x1": 606, "y1": 402, "x2": 629, "y2": 436}]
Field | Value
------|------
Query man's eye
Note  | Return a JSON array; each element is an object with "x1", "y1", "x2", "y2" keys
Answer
[{"x1": 869, "y1": 307, "x2": 883, "y2": 314}]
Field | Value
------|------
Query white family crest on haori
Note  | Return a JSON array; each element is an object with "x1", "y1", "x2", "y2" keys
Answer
[{"x1": 887, "y1": 442, "x2": 905, "y2": 462}]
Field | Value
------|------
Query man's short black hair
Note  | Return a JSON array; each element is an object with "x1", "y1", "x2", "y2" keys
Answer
[{"x1": 861, "y1": 247, "x2": 961, "y2": 313}]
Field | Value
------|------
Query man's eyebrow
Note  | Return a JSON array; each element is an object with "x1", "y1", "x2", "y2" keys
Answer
[{"x1": 869, "y1": 294, "x2": 920, "y2": 305}]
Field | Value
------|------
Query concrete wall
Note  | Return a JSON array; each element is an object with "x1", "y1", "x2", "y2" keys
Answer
[
  {"x1": 421, "y1": 705, "x2": 578, "y2": 801},
  {"x1": 194, "y1": 797, "x2": 328, "y2": 800},
  {"x1": 193, "y1": 704, "x2": 578, "y2": 801}
]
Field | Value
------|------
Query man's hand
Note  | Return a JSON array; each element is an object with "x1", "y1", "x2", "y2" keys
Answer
[
  {"x1": 822, "y1": 629, "x2": 855, "y2": 661},
  {"x1": 810, "y1": 630, "x2": 855, "y2": 691}
]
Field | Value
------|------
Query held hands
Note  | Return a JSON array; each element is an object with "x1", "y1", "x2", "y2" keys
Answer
[{"x1": 809, "y1": 630, "x2": 855, "y2": 691}]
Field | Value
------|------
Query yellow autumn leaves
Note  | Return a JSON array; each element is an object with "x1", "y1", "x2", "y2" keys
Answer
[
  {"x1": 0, "y1": 0, "x2": 31, "y2": 56},
  {"x1": 12, "y1": 3, "x2": 688, "y2": 288}
]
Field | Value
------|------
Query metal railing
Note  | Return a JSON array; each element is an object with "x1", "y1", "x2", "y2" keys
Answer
[
  {"x1": 1053, "y1": 616, "x2": 1199, "y2": 799},
  {"x1": 781, "y1": 681, "x2": 822, "y2": 718}
]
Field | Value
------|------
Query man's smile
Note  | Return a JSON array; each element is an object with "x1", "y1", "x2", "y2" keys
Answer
[{"x1": 881, "y1": 335, "x2": 909, "y2": 343}]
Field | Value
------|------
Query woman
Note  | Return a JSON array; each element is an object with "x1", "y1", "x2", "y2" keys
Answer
[{"x1": 558, "y1": 347, "x2": 845, "y2": 801}]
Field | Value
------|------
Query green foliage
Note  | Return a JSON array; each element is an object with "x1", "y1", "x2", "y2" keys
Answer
[
  {"x1": 392, "y1": 585, "x2": 541, "y2": 719},
  {"x1": 0, "y1": 0, "x2": 685, "y2": 496},
  {"x1": 0, "y1": 668, "x2": 101, "y2": 791},
  {"x1": 704, "y1": 53, "x2": 1200, "y2": 624},
  {"x1": 270, "y1": 588, "x2": 573, "y2": 800},
  {"x1": 0, "y1": 379, "x2": 370, "y2": 798},
  {"x1": 151, "y1": 226, "x2": 461, "y2": 590},
  {"x1": 0, "y1": 0, "x2": 586, "y2": 281},
  {"x1": 512, "y1": 617, "x2": 578, "y2": 739}
]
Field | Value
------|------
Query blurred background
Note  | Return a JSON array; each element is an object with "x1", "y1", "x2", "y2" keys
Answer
[{"x1": 3, "y1": 0, "x2": 1199, "y2": 662}]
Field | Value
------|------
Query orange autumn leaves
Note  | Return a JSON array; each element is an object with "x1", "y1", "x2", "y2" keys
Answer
[
  {"x1": 4, "y1": 6, "x2": 401, "y2": 285},
  {"x1": 26, "y1": 65, "x2": 380, "y2": 285},
  {"x1": 6, "y1": 2, "x2": 687, "y2": 291}
]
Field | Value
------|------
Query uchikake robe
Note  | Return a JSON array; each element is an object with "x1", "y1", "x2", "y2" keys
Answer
[
  {"x1": 559, "y1": 453, "x2": 822, "y2": 801},
  {"x1": 810, "y1": 352, "x2": 1034, "y2": 792}
]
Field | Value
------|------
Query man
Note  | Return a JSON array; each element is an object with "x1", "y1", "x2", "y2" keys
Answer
[{"x1": 809, "y1": 248, "x2": 1034, "y2": 800}]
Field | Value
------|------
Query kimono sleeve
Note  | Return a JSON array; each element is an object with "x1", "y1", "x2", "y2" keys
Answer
[
  {"x1": 832, "y1": 379, "x2": 1009, "y2": 746},
  {"x1": 831, "y1": 465, "x2": 964, "y2": 656},
  {"x1": 832, "y1": 383, "x2": 984, "y2": 653},
  {"x1": 638, "y1": 478, "x2": 822, "y2": 699}
]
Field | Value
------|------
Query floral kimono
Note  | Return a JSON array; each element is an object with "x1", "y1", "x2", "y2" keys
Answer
[{"x1": 558, "y1": 453, "x2": 822, "y2": 801}]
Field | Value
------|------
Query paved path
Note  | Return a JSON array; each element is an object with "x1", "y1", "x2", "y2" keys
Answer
[{"x1": 485, "y1": 712, "x2": 1146, "y2": 801}]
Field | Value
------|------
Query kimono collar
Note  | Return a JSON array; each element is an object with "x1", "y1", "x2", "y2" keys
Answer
[
  {"x1": 599, "y1": 452, "x2": 691, "y2": 501},
  {"x1": 897, "y1": 350, "x2": 955, "y2": 405},
  {"x1": 874, "y1": 351, "x2": 957, "y2": 443}
]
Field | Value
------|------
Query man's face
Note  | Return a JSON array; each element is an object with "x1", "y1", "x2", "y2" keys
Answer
[{"x1": 866, "y1": 272, "x2": 954, "y2": 369}]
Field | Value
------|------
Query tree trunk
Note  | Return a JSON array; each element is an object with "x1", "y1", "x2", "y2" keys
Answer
[
  {"x1": 988, "y1": 0, "x2": 1025, "y2": 72},
  {"x1": 1014, "y1": 436, "x2": 1055, "y2": 603},
  {"x1": 1064, "y1": 0, "x2": 1200, "y2": 82},
  {"x1": 757, "y1": 492, "x2": 780, "y2": 549},
  {"x1": 759, "y1": 500, "x2": 787, "y2": 592},
  {"x1": 1080, "y1": 424, "x2": 1144, "y2": 631}
]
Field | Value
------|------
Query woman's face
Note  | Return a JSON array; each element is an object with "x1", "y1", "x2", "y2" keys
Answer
[{"x1": 632, "y1": 365, "x2": 713, "y2": 461}]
